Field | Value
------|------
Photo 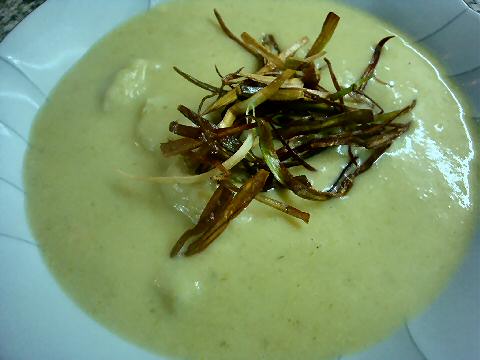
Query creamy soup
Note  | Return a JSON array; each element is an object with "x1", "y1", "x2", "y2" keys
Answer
[{"x1": 24, "y1": 0, "x2": 478, "y2": 359}]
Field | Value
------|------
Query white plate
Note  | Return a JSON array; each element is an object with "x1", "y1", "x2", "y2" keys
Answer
[{"x1": 0, "y1": 1, "x2": 478, "y2": 359}]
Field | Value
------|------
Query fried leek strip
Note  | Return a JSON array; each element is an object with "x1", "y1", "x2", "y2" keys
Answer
[{"x1": 123, "y1": 10, "x2": 415, "y2": 256}]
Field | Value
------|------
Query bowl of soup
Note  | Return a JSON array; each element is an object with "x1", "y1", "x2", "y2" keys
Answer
[{"x1": 0, "y1": 0, "x2": 478, "y2": 359}]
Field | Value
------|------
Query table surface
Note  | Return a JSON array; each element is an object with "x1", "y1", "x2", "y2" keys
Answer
[
  {"x1": 1, "y1": 0, "x2": 480, "y2": 42},
  {"x1": 1, "y1": 0, "x2": 46, "y2": 41}
]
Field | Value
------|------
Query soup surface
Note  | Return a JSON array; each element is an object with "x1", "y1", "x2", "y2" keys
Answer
[{"x1": 25, "y1": 0, "x2": 478, "y2": 359}]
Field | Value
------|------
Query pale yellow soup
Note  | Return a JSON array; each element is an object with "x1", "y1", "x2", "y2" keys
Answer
[{"x1": 25, "y1": 0, "x2": 478, "y2": 359}]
